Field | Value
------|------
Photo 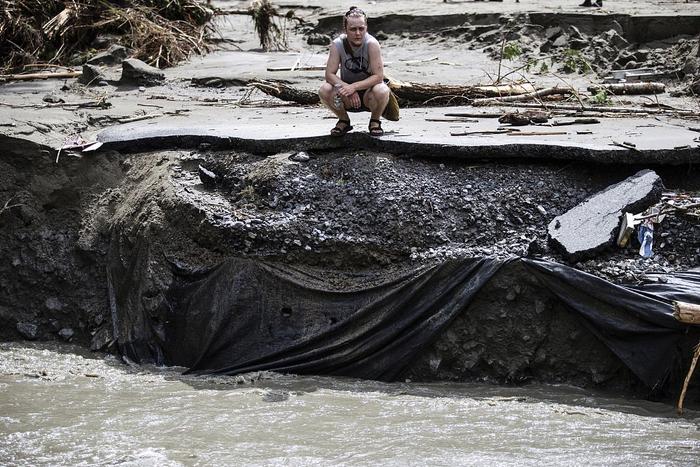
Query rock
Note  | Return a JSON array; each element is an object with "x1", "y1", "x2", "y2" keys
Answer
[
  {"x1": 375, "y1": 31, "x2": 389, "y2": 41},
  {"x1": 119, "y1": 58, "x2": 165, "y2": 86},
  {"x1": 78, "y1": 64, "x2": 106, "y2": 85},
  {"x1": 45, "y1": 297, "x2": 63, "y2": 311},
  {"x1": 291, "y1": 151, "x2": 310, "y2": 162},
  {"x1": 568, "y1": 25, "x2": 584, "y2": 40},
  {"x1": 87, "y1": 44, "x2": 128, "y2": 66},
  {"x1": 602, "y1": 29, "x2": 629, "y2": 50},
  {"x1": 17, "y1": 322, "x2": 39, "y2": 340},
  {"x1": 552, "y1": 35, "x2": 569, "y2": 47},
  {"x1": 548, "y1": 170, "x2": 663, "y2": 262},
  {"x1": 569, "y1": 38, "x2": 589, "y2": 50},
  {"x1": 198, "y1": 165, "x2": 218, "y2": 187},
  {"x1": 58, "y1": 328, "x2": 74, "y2": 341},
  {"x1": 42, "y1": 94, "x2": 64, "y2": 104},
  {"x1": 632, "y1": 49, "x2": 650, "y2": 62},
  {"x1": 545, "y1": 26, "x2": 563, "y2": 40},
  {"x1": 614, "y1": 50, "x2": 637, "y2": 68},
  {"x1": 306, "y1": 33, "x2": 330, "y2": 46}
]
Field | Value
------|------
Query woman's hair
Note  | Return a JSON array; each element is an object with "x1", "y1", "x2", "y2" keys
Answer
[{"x1": 343, "y1": 6, "x2": 367, "y2": 28}]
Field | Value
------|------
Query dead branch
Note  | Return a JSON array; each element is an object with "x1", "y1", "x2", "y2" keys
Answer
[
  {"x1": 388, "y1": 80, "x2": 535, "y2": 105},
  {"x1": 451, "y1": 129, "x2": 518, "y2": 136},
  {"x1": 473, "y1": 101, "x2": 697, "y2": 116},
  {"x1": 0, "y1": 196, "x2": 23, "y2": 216},
  {"x1": 472, "y1": 86, "x2": 575, "y2": 106},
  {"x1": 588, "y1": 82, "x2": 666, "y2": 96},
  {"x1": 677, "y1": 342, "x2": 700, "y2": 416},
  {"x1": 0, "y1": 71, "x2": 81, "y2": 81},
  {"x1": 249, "y1": 79, "x2": 320, "y2": 105},
  {"x1": 443, "y1": 112, "x2": 504, "y2": 118},
  {"x1": 507, "y1": 130, "x2": 568, "y2": 136},
  {"x1": 549, "y1": 118, "x2": 601, "y2": 126}
]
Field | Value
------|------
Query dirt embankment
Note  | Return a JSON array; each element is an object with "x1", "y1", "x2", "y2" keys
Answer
[{"x1": 1, "y1": 137, "x2": 699, "y2": 397}]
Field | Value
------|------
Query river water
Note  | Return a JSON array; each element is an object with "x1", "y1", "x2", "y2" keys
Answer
[{"x1": 1, "y1": 342, "x2": 698, "y2": 466}]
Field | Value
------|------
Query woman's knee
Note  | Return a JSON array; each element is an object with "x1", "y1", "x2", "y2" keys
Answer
[
  {"x1": 366, "y1": 83, "x2": 390, "y2": 104},
  {"x1": 373, "y1": 82, "x2": 390, "y2": 99},
  {"x1": 319, "y1": 82, "x2": 333, "y2": 99}
]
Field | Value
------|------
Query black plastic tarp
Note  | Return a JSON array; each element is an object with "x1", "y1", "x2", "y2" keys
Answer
[{"x1": 107, "y1": 249, "x2": 700, "y2": 388}]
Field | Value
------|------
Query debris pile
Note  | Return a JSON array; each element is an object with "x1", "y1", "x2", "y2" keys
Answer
[{"x1": 0, "y1": 0, "x2": 213, "y2": 73}]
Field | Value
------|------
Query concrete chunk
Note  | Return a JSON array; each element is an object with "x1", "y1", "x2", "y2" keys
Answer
[
  {"x1": 78, "y1": 64, "x2": 106, "y2": 85},
  {"x1": 88, "y1": 44, "x2": 128, "y2": 66},
  {"x1": 548, "y1": 169, "x2": 663, "y2": 261},
  {"x1": 120, "y1": 58, "x2": 165, "y2": 86}
]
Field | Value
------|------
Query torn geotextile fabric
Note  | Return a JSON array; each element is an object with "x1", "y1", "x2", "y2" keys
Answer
[
  {"x1": 109, "y1": 252, "x2": 699, "y2": 388},
  {"x1": 165, "y1": 257, "x2": 504, "y2": 381},
  {"x1": 520, "y1": 259, "x2": 691, "y2": 389}
]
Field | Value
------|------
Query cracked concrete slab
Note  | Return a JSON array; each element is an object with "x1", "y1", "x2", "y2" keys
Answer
[{"x1": 547, "y1": 169, "x2": 663, "y2": 261}]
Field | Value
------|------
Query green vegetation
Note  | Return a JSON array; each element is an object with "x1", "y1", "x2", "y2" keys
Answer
[
  {"x1": 562, "y1": 49, "x2": 592, "y2": 74},
  {"x1": 589, "y1": 89, "x2": 612, "y2": 105},
  {"x1": 502, "y1": 42, "x2": 523, "y2": 61}
]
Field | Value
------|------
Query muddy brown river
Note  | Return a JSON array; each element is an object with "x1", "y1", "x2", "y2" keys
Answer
[{"x1": 1, "y1": 342, "x2": 698, "y2": 466}]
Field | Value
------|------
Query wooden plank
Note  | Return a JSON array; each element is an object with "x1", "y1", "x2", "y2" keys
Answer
[
  {"x1": 1, "y1": 71, "x2": 81, "y2": 81},
  {"x1": 674, "y1": 301, "x2": 700, "y2": 324}
]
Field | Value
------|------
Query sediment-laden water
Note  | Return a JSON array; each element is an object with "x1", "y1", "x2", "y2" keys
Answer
[{"x1": 1, "y1": 342, "x2": 698, "y2": 466}]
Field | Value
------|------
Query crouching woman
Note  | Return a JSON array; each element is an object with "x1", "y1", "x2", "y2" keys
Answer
[{"x1": 319, "y1": 6, "x2": 394, "y2": 137}]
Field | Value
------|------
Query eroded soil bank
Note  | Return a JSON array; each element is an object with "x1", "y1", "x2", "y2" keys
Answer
[{"x1": 1, "y1": 135, "x2": 699, "y2": 399}]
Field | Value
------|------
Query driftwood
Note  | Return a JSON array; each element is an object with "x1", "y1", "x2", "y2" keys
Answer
[
  {"x1": 550, "y1": 118, "x2": 600, "y2": 126},
  {"x1": 0, "y1": 100, "x2": 110, "y2": 109},
  {"x1": 267, "y1": 65, "x2": 327, "y2": 72},
  {"x1": 507, "y1": 130, "x2": 568, "y2": 136},
  {"x1": 426, "y1": 117, "x2": 479, "y2": 122},
  {"x1": 678, "y1": 342, "x2": 700, "y2": 415},
  {"x1": 472, "y1": 86, "x2": 575, "y2": 106},
  {"x1": 674, "y1": 301, "x2": 700, "y2": 325},
  {"x1": 588, "y1": 82, "x2": 666, "y2": 95},
  {"x1": 444, "y1": 112, "x2": 503, "y2": 118},
  {"x1": 1, "y1": 71, "x2": 81, "y2": 81},
  {"x1": 469, "y1": 102, "x2": 698, "y2": 116},
  {"x1": 388, "y1": 81, "x2": 535, "y2": 104},
  {"x1": 451, "y1": 129, "x2": 517, "y2": 136},
  {"x1": 250, "y1": 79, "x2": 320, "y2": 105}
]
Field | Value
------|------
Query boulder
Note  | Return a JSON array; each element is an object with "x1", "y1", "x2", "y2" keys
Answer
[
  {"x1": 569, "y1": 38, "x2": 589, "y2": 50},
  {"x1": 58, "y1": 328, "x2": 74, "y2": 341},
  {"x1": 119, "y1": 58, "x2": 165, "y2": 86},
  {"x1": 16, "y1": 322, "x2": 39, "y2": 340},
  {"x1": 552, "y1": 35, "x2": 568, "y2": 48},
  {"x1": 307, "y1": 33, "x2": 331, "y2": 46},
  {"x1": 602, "y1": 29, "x2": 629, "y2": 50},
  {"x1": 87, "y1": 44, "x2": 128, "y2": 66},
  {"x1": 568, "y1": 25, "x2": 584, "y2": 40},
  {"x1": 78, "y1": 64, "x2": 106, "y2": 85},
  {"x1": 548, "y1": 170, "x2": 663, "y2": 262},
  {"x1": 545, "y1": 26, "x2": 563, "y2": 41}
]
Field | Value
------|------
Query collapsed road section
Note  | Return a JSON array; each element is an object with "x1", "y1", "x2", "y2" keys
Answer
[{"x1": 1, "y1": 130, "x2": 699, "y2": 401}]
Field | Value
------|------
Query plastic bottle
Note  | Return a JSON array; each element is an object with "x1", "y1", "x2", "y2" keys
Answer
[{"x1": 333, "y1": 84, "x2": 342, "y2": 109}]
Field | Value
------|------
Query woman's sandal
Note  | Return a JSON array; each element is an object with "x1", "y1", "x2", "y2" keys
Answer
[
  {"x1": 330, "y1": 119, "x2": 353, "y2": 137},
  {"x1": 368, "y1": 118, "x2": 384, "y2": 137}
]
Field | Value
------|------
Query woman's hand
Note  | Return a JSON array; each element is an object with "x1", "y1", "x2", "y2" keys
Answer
[{"x1": 337, "y1": 83, "x2": 361, "y2": 109}]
